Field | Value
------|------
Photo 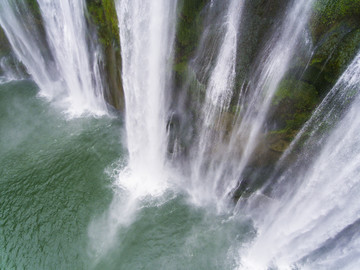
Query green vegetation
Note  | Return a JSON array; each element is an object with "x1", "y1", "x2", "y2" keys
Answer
[
  {"x1": 311, "y1": 0, "x2": 360, "y2": 42},
  {"x1": 0, "y1": 27, "x2": 11, "y2": 58},
  {"x1": 85, "y1": 0, "x2": 124, "y2": 110},
  {"x1": 86, "y1": 0, "x2": 120, "y2": 47},
  {"x1": 25, "y1": 0, "x2": 42, "y2": 23},
  {"x1": 265, "y1": 0, "x2": 360, "y2": 154},
  {"x1": 175, "y1": 0, "x2": 207, "y2": 62},
  {"x1": 174, "y1": 0, "x2": 207, "y2": 86},
  {"x1": 272, "y1": 80, "x2": 318, "y2": 126}
]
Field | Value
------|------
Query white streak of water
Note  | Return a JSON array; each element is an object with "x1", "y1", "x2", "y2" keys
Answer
[
  {"x1": 188, "y1": 0, "x2": 314, "y2": 210},
  {"x1": 188, "y1": 0, "x2": 244, "y2": 210},
  {"x1": 0, "y1": 0, "x2": 107, "y2": 116},
  {"x1": 239, "y1": 52, "x2": 360, "y2": 270},
  {"x1": 116, "y1": 0, "x2": 177, "y2": 195},
  {"x1": 0, "y1": 1, "x2": 54, "y2": 92},
  {"x1": 88, "y1": 0, "x2": 178, "y2": 259},
  {"x1": 37, "y1": 0, "x2": 107, "y2": 116}
]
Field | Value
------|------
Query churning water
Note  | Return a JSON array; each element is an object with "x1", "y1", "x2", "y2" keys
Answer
[{"x1": 1, "y1": 0, "x2": 360, "y2": 269}]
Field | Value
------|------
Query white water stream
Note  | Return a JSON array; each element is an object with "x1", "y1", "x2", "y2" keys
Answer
[
  {"x1": 88, "y1": 0, "x2": 178, "y2": 259},
  {"x1": 239, "y1": 51, "x2": 360, "y2": 270},
  {"x1": 116, "y1": 0, "x2": 177, "y2": 194},
  {"x1": 188, "y1": 0, "x2": 244, "y2": 209},
  {"x1": 0, "y1": 0, "x2": 107, "y2": 116},
  {"x1": 37, "y1": 0, "x2": 107, "y2": 115},
  {"x1": 187, "y1": 0, "x2": 314, "y2": 210},
  {"x1": 1, "y1": 0, "x2": 360, "y2": 269}
]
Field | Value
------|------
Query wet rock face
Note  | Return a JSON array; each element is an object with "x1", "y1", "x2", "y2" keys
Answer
[
  {"x1": 0, "y1": 27, "x2": 11, "y2": 57},
  {"x1": 233, "y1": 0, "x2": 289, "y2": 92},
  {"x1": 86, "y1": 0, "x2": 125, "y2": 111},
  {"x1": 310, "y1": 0, "x2": 360, "y2": 43},
  {"x1": 231, "y1": 0, "x2": 360, "y2": 200},
  {"x1": 302, "y1": 0, "x2": 360, "y2": 100},
  {"x1": 265, "y1": 0, "x2": 360, "y2": 149},
  {"x1": 0, "y1": 27, "x2": 13, "y2": 76}
]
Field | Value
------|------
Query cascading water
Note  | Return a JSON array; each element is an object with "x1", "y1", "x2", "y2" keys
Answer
[
  {"x1": 87, "y1": 0, "x2": 178, "y2": 259},
  {"x1": 2, "y1": 0, "x2": 360, "y2": 269},
  {"x1": 116, "y1": 0, "x2": 178, "y2": 193},
  {"x1": 186, "y1": 0, "x2": 314, "y2": 208},
  {"x1": 0, "y1": 0, "x2": 107, "y2": 115},
  {"x1": 0, "y1": 1, "x2": 55, "y2": 92},
  {"x1": 227, "y1": 0, "x2": 314, "y2": 181},
  {"x1": 187, "y1": 0, "x2": 244, "y2": 209},
  {"x1": 239, "y1": 51, "x2": 360, "y2": 270},
  {"x1": 36, "y1": 0, "x2": 107, "y2": 115},
  {"x1": 0, "y1": 55, "x2": 25, "y2": 82}
]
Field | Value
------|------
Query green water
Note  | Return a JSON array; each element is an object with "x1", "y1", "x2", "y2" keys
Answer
[{"x1": 0, "y1": 80, "x2": 253, "y2": 270}]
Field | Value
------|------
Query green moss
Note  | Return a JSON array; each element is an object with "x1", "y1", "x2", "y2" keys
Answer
[
  {"x1": 270, "y1": 79, "x2": 319, "y2": 142},
  {"x1": 328, "y1": 29, "x2": 360, "y2": 74},
  {"x1": 175, "y1": 0, "x2": 207, "y2": 60},
  {"x1": 311, "y1": 0, "x2": 360, "y2": 42},
  {"x1": 86, "y1": 0, "x2": 120, "y2": 47},
  {"x1": 307, "y1": 23, "x2": 360, "y2": 95},
  {"x1": 85, "y1": 0, "x2": 124, "y2": 110},
  {"x1": 0, "y1": 27, "x2": 11, "y2": 58},
  {"x1": 273, "y1": 80, "x2": 318, "y2": 108},
  {"x1": 173, "y1": 0, "x2": 207, "y2": 87},
  {"x1": 24, "y1": 0, "x2": 42, "y2": 21}
]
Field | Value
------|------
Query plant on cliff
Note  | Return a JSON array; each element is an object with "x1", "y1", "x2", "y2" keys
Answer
[{"x1": 86, "y1": 0, "x2": 120, "y2": 47}]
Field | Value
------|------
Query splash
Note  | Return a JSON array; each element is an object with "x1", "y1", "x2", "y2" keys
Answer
[
  {"x1": 88, "y1": 0, "x2": 178, "y2": 258},
  {"x1": 239, "y1": 52, "x2": 360, "y2": 270},
  {"x1": 0, "y1": 0, "x2": 107, "y2": 116}
]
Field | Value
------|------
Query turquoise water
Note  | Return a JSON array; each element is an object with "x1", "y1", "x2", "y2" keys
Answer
[{"x1": 0, "y1": 80, "x2": 254, "y2": 270}]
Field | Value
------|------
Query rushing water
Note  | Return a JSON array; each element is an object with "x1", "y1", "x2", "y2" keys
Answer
[
  {"x1": 116, "y1": 0, "x2": 177, "y2": 189},
  {"x1": 238, "y1": 52, "x2": 360, "y2": 270},
  {"x1": 184, "y1": 0, "x2": 314, "y2": 210},
  {"x1": 36, "y1": 0, "x2": 107, "y2": 115},
  {"x1": 0, "y1": 80, "x2": 253, "y2": 270},
  {"x1": 2, "y1": 0, "x2": 360, "y2": 269},
  {"x1": 0, "y1": 0, "x2": 107, "y2": 116},
  {"x1": 85, "y1": 0, "x2": 180, "y2": 257}
]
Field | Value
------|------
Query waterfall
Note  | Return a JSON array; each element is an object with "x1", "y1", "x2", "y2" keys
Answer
[
  {"x1": 238, "y1": 51, "x2": 360, "y2": 270},
  {"x1": 1, "y1": 0, "x2": 360, "y2": 269},
  {"x1": 87, "y1": 0, "x2": 178, "y2": 259},
  {"x1": 186, "y1": 0, "x2": 245, "y2": 209},
  {"x1": 0, "y1": 0, "x2": 107, "y2": 116},
  {"x1": 116, "y1": 0, "x2": 178, "y2": 195},
  {"x1": 36, "y1": 0, "x2": 107, "y2": 115},
  {"x1": 0, "y1": 1, "x2": 55, "y2": 91},
  {"x1": 0, "y1": 55, "x2": 25, "y2": 82},
  {"x1": 186, "y1": 0, "x2": 314, "y2": 208}
]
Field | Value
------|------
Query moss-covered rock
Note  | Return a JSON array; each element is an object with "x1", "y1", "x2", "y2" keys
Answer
[
  {"x1": 25, "y1": 0, "x2": 42, "y2": 23},
  {"x1": 267, "y1": 79, "x2": 318, "y2": 143},
  {"x1": 173, "y1": 0, "x2": 208, "y2": 87},
  {"x1": 0, "y1": 27, "x2": 12, "y2": 58},
  {"x1": 233, "y1": 0, "x2": 288, "y2": 92},
  {"x1": 308, "y1": 21, "x2": 360, "y2": 92},
  {"x1": 264, "y1": 0, "x2": 360, "y2": 149},
  {"x1": 311, "y1": 0, "x2": 360, "y2": 43},
  {"x1": 86, "y1": 0, "x2": 124, "y2": 110},
  {"x1": 86, "y1": 0, "x2": 120, "y2": 47}
]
